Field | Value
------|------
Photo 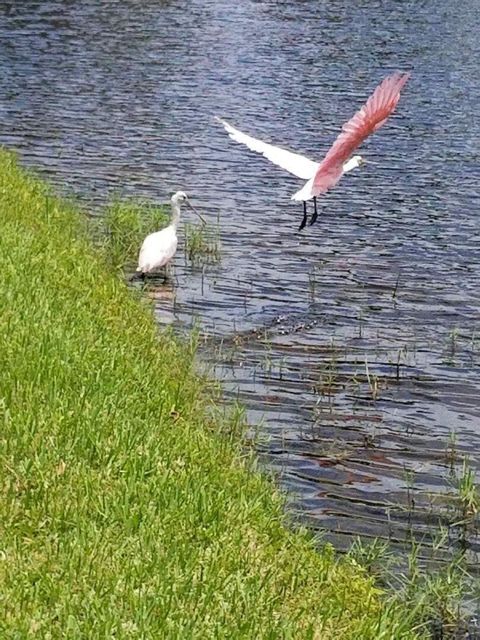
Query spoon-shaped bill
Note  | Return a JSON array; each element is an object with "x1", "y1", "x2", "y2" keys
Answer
[{"x1": 186, "y1": 199, "x2": 206, "y2": 225}]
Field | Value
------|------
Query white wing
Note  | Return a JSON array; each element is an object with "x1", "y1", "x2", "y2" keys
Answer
[
  {"x1": 216, "y1": 118, "x2": 318, "y2": 180},
  {"x1": 137, "y1": 227, "x2": 177, "y2": 273}
]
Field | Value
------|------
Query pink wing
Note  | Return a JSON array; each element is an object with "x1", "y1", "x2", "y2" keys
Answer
[{"x1": 313, "y1": 71, "x2": 410, "y2": 193}]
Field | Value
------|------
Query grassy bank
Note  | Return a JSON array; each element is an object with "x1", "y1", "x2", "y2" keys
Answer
[{"x1": 0, "y1": 151, "x2": 420, "y2": 638}]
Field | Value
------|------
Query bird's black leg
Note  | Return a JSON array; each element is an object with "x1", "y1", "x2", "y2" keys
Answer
[
  {"x1": 309, "y1": 197, "x2": 319, "y2": 226},
  {"x1": 298, "y1": 201, "x2": 308, "y2": 231},
  {"x1": 130, "y1": 271, "x2": 146, "y2": 282}
]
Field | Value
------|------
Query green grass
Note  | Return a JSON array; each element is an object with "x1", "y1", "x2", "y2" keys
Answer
[
  {"x1": 103, "y1": 199, "x2": 170, "y2": 271},
  {"x1": 0, "y1": 151, "x2": 422, "y2": 638}
]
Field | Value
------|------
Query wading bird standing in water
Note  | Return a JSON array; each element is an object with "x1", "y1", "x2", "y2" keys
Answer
[
  {"x1": 217, "y1": 71, "x2": 410, "y2": 230},
  {"x1": 135, "y1": 191, "x2": 204, "y2": 279}
]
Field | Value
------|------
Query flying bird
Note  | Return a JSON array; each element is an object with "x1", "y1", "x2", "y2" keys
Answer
[
  {"x1": 217, "y1": 71, "x2": 410, "y2": 230},
  {"x1": 135, "y1": 191, "x2": 204, "y2": 279}
]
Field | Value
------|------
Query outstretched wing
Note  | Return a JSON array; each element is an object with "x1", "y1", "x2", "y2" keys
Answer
[
  {"x1": 216, "y1": 117, "x2": 318, "y2": 180},
  {"x1": 312, "y1": 72, "x2": 410, "y2": 193}
]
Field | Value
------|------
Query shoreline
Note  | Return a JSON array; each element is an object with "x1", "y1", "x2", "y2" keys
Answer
[{"x1": 0, "y1": 150, "x2": 419, "y2": 638}]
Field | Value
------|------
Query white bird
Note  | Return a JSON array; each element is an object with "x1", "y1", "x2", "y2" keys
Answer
[
  {"x1": 217, "y1": 71, "x2": 410, "y2": 230},
  {"x1": 135, "y1": 191, "x2": 201, "y2": 279}
]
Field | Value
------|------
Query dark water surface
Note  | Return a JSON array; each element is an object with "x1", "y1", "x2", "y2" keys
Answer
[{"x1": 2, "y1": 0, "x2": 480, "y2": 560}]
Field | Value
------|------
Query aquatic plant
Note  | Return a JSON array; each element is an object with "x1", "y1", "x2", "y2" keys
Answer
[
  {"x1": 184, "y1": 218, "x2": 221, "y2": 264},
  {"x1": 444, "y1": 430, "x2": 459, "y2": 472},
  {"x1": 450, "y1": 458, "x2": 480, "y2": 552},
  {"x1": 364, "y1": 356, "x2": 380, "y2": 401},
  {"x1": 349, "y1": 533, "x2": 480, "y2": 638}
]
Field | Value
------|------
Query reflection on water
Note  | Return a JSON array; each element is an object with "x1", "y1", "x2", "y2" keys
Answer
[
  {"x1": 1, "y1": 0, "x2": 480, "y2": 563},
  {"x1": 147, "y1": 278, "x2": 177, "y2": 325}
]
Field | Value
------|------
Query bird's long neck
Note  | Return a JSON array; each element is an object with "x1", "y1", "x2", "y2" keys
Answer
[{"x1": 170, "y1": 203, "x2": 181, "y2": 229}]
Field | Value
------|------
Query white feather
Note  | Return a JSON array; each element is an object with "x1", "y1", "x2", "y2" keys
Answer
[
  {"x1": 216, "y1": 118, "x2": 318, "y2": 180},
  {"x1": 136, "y1": 191, "x2": 192, "y2": 275},
  {"x1": 137, "y1": 226, "x2": 178, "y2": 273},
  {"x1": 291, "y1": 177, "x2": 315, "y2": 202},
  {"x1": 291, "y1": 155, "x2": 363, "y2": 202}
]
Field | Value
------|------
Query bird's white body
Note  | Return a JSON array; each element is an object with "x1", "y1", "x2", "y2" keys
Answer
[
  {"x1": 137, "y1": 225, "x2": 178, "y2": 274},
  {"x1": 136, "y1": 191, "x2": 188, "y2": 276},
  {"x1": 291, "y1": 155, "x2": 362, "y2": 201}
]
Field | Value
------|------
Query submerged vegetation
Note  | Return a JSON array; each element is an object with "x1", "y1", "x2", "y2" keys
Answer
[{"x1": 0, "y1": 151, "x2": 424, "y2": 638}]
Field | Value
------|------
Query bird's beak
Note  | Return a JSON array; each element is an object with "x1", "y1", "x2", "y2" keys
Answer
[{"x1": 186, "y1": 199, "x2": 206, "y2": 225}]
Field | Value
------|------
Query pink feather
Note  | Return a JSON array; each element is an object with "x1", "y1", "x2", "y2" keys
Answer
[{"x1": 312, "y1": 72, "x2": 410, "y2": 195}]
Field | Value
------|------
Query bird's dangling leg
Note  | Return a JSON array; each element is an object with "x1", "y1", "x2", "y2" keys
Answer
[
  {"x1": 309, "y1": 197, "x2": 319, "y2": 226},
  {"x1": 298, "y1": 201, "x2": 308, "y2": 231}
]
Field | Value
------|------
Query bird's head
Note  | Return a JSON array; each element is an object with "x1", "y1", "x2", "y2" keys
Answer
[
  {"x1": 171, "y1": 190, "x2": 189, "y2": 206},
  {"x1": 342, "y1": 155, "x2": 365, "y2": 174},
  {"x1": 170, "y1": 190, "x2": 206, "y2": 224}
]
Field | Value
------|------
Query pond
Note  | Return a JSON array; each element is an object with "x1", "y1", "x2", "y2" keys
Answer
[{"x1": 1, "y1": 0, "x2": 480, "y2": 563}]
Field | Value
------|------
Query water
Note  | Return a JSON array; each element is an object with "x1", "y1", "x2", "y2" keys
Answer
[{"x1": 1, "y1": 0, "x2": 480, "y2": 560}]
